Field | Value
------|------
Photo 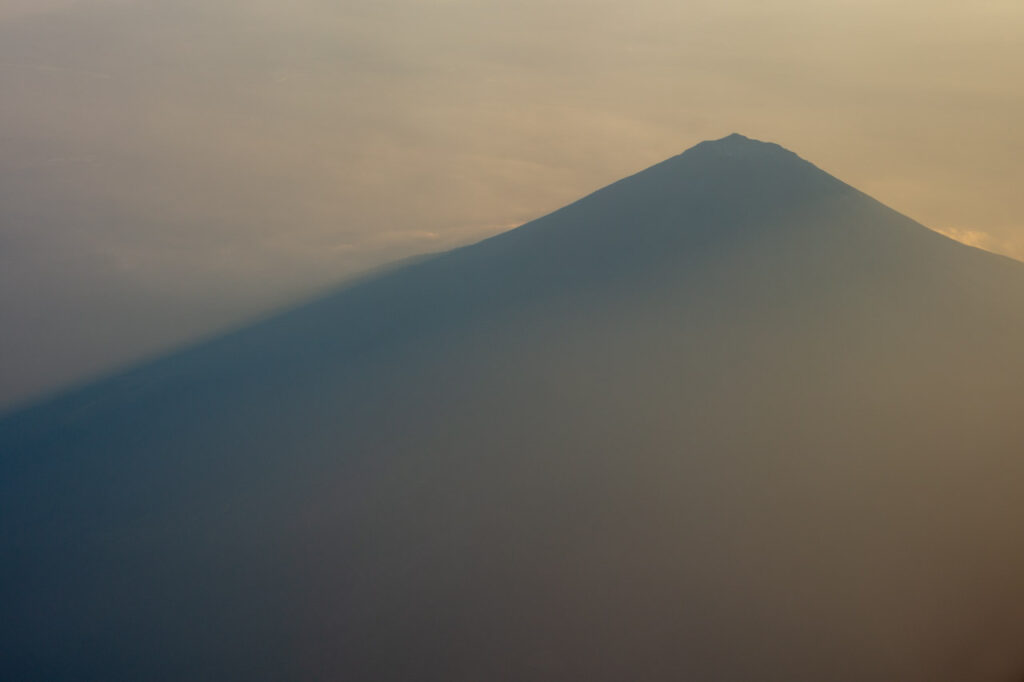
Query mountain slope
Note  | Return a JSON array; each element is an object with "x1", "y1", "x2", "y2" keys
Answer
[{"x1": 3, "y1": 134, "x2": 1024, "y2": 681}]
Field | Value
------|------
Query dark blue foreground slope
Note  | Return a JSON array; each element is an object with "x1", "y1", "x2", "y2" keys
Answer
[{"x1": 3, "y1": 135, "x2": 1024, "y2": 681}]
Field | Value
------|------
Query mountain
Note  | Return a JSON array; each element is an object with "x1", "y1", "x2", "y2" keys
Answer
[{"x1": 3, "y1": 134, "x2": 1024, "y2": 681}]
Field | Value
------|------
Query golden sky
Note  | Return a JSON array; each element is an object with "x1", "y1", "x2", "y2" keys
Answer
[{"x1": 1, "y1": 0, "x2": 1022, "y2": 405}]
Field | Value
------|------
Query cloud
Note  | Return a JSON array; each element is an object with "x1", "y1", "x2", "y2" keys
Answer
[
  {"x1": 936, "y1": 227, "x2": 998, "y2": 251},
  {"x1": 935, "y1": 227, "x2": 1024, "y2": 262}
]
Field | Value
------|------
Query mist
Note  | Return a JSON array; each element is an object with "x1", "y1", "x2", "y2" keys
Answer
[
  {"x1": 2, "y1": 0, "x2": 1024, "y2": 408},
  {"x1": 3, "y1": 136, "x2": 1024, "y2": 680}
]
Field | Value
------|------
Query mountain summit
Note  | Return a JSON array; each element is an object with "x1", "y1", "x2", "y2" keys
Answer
[
  {"x1": 3, "y1": 137, "x2": 1024, "y2": 681},
  {"x1": 685, "y1": 131, "x2": 795, "y2": 156}
]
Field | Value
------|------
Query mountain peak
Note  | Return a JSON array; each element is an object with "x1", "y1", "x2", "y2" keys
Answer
[
  {"x1": 684, "y1": 133, "x2": 793, "y2": 160},
  {"x1": 718, "y1": 132, "x2": 754, "y2": 143}
]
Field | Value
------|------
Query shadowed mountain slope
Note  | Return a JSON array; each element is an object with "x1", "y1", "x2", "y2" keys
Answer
[{"x1": 3, "y1": 134, "x2": 1024, "y2": 681}]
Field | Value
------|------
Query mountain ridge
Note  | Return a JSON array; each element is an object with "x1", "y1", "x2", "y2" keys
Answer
[
  {"x1": 3, "y1": 133, "x2": 1020, "y2": 421},
  {"x1": 3, "y1": 134, "x2": 1022, "y2": 435},
  {"x1": 2, "y1": 136, "x2": 1024, "y2": 681}
]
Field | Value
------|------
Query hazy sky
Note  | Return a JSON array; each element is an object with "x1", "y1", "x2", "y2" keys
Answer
[{"x1": 2, "y1": 0, "x2": 1023, "y2": 408}]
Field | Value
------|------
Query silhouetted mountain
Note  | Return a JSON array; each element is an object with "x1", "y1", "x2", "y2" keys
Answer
[{"x1": 3, "y1": 134, "x2": 1024, "y2": 681}]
